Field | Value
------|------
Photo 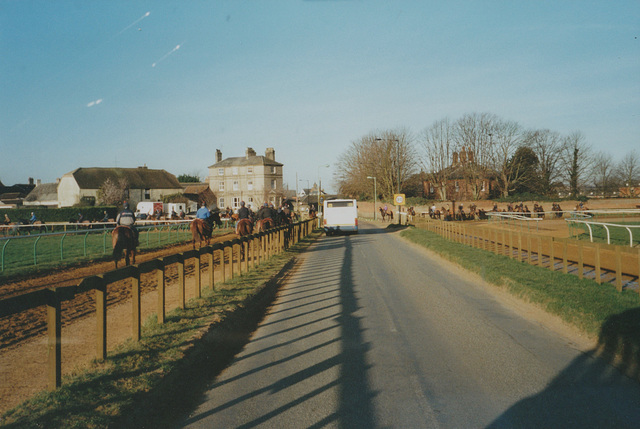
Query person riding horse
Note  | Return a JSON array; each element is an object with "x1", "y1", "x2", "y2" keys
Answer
[{"x1": 116, "y1": 202, "x2": 139, "y2": 246}]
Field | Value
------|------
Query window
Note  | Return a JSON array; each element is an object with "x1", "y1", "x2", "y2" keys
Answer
[
  {"x1": 218, "y1": 168, "x2": 224, "y2": 176},
  {"x1": 271, "y1": 166, "x2": 277, "y2": 174},
  {"x1": 429, "y1": 185, "x2": 434, "y2": 194},
  {"x1": 271, "y1": 179, "x2": 276, "y2": 190},
  {"x1": 247, "y1": 167, "x2": 253, "y2": 174},
  {"x1": 232, "y1": 167, "x2": 238, "y2": 175},
  {"x1": 481, "y1": 181, "x2": 486, "y2": 192},
  {"x1": 219, "y1": 181, "x2": 224, "y2": 192},
  {"x1": 218, "y1": 197, "x2": 224, "y2": 208},
  {"x1": 455, "y1": 181, "x2": 460, "y2": 192},
  {"x1": 233, "y1": 197, "x2": 240, "y2": 209},
  {"x1": 233, "y1": 180, "x2": 239, "y2": 191},
  {"x1": 247, "y1": 180, "x2": 253, "y2": 190},
  {"x1": 248, "y1": 197, "x2": 253, "y2": 204},
  {"x1": 144, "y1": 188, "x2": 150, "y2": 199}
]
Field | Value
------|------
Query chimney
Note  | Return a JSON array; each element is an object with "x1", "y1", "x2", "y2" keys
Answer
[
  {"x1": 468, "y1": 150, "x2": 475, "y2": 163},
  {"x1": 265, "y1": 147, "x2": 275, "y2": 161},
  {"x1": 216, "y1": 149, "x2": 222, "y2": 163},
  {"x1": 28, "y1": 177, "x2": 34, "y2": 185},
  {"x1": 36, "y1": 179, "x2": 41, "y2": 186},
  {"x1": 460, "y1": 147, "x2": 467, "y2": 163},
  {"x1": 453, "y1": 152, "x2": 459, "y2": 165},
  {"x1": 246, "y1": 147, "x2": 256, "y2": 159}
]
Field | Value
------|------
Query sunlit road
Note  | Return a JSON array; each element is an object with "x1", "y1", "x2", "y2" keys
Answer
[{"x1": 177, "y1": 222, "x2": 640, "y2": 428}]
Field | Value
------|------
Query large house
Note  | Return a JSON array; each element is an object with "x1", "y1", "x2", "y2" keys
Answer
[
  {"x1": 207, "y1": 147, "x2": 284, "y2": 211},
  {"x1": 57, "y1": 167, "x2": 183, "y2": 208}
]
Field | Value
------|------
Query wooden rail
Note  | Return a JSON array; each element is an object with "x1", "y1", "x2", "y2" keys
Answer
[
  {"x1": 416, "y1": 219, "x2": 640, "y2": 294},
  {"x1": 0, "y1": 220, "x2": 313, "y2": 390}
]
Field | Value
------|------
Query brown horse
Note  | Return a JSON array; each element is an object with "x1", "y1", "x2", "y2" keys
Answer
[
  {"x1": 112, "y1": 226, "x2": 136, "y2": 269},
  {"x1": 379, "y1": 207, "x2": 394, "y2": 222},
  {"x1": 236, "y1": 218, "x2": 254, "y2": 236},
  {"x1": 190, "y1": 218, "x2": 212, "y2": 249},
  {"x1": 255, "y1": 218, "x2": 275, "y2": 233}
]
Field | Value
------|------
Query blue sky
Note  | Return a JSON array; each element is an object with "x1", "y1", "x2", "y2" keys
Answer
[{"x1": 1, "y1": 1, "x2": 638, "y2": 192}]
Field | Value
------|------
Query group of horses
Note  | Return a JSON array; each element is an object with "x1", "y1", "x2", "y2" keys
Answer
[{"x1": 427, "y1": 202, "x2": 567, "y2": 222}]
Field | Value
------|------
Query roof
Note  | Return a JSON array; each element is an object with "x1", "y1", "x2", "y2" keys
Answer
[
  {"x1": 208, "y1": 155, "x2": 283, "y2": 169},
  {"x1": 182, "y1": 183, "x2": 211, "y2": 194},
  {"x1": 24, "y1": 183, "x2": 59, "y2": 202},
  {"x1": 69, "y1": 167, "x2": 182, "y2": 190}
]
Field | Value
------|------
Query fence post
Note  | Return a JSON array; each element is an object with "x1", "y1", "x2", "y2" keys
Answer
[
  {"x1": 46, "y1": 289, "x2": 61, "y2": 390},
  {"x1": 517, "y1": 233, "x2": 522, "y2": 262},
  {"x1": 562, "y1": 239, "x2": 568, "y2": 274},
  {"x1": 615, "y1": 246, "x2": 622, "y2": 292},
  {"x1": 157, "y1": 263, "x2": 165, "y2": 324},
  {"x1": 208, "y1": 249, "x2": 215, "y2": 291},
  {"x1": 595, "y1": 243, "x2": 601, "y2": 284},
  {"x1": 96, "y1": 276, "x2": 107, "y2": 362},
  {"x1": 177, "y1": 255, "x2": 185, "y2": 309},
  {"x1": 194, "y1": 252, "x2": 201, "y2": 298},
  {"x1": 549, "y1": 237, "x2": 555, "y2": 271},
  {"x1": 537, "y1": 236, "x2": 543, "y2": 267},
  {"x1": 509, "y1": 230, "x2": 513, "y2": 258},
  {"x1": 577, "y1": 241, "x2": 584, "y2": 279}
]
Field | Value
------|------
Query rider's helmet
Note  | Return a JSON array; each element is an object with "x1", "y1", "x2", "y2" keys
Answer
[{"x1": 240, "y1": 201, "x2": 245, "y2": 207}]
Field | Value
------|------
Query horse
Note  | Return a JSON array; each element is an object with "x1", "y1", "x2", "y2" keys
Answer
[
  {"x1": 379, "y1": 207, "x2": 394, "y2": 222},
  {"x1": 190, "y1": 218, "x2": 213, "y2": 249},
  {"x1": 255, "y1": 218, "x2": 275, "y2": 233},
  {"x1": 236, "y1": 218, "x2": 253, "y2": 236},
  {"x1": 112, "y1": 226, "x2": 136, "y2": 269}
]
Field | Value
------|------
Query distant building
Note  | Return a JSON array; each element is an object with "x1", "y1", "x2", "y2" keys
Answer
[
  {"x1": 57, "y1": 166, "x2": 183, "y2": 207},
  {"x1": 0, "y1": 178, "x2": 37, "y2": 208},
  {"x1": 23, "y1": 182, "x2": 59, "y2": 208},
  {"x1": 207, "y1": 147, "x2": 284, "y2": 211},
  {"x1": 423, "y1": 147, "x2": 498, "y2": 200}
]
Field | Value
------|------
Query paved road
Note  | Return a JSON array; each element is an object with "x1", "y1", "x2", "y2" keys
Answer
[{"x1": 177, "y1": 222, "x2": 640, "y2": 428}]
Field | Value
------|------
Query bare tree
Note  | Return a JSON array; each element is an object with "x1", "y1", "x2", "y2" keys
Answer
[
  {"x1": 418, "y1": 117, "x2": 455, "y2": 201},
  {"x1": 616, "y1": 150, "x2": 640, "y2": 197},
  {"x1": 560, "y1": 131, "x2": 593, "y2": 197},
  {"x1": 488, "y1": 118, "x2": 524, "y2": 197},
  {"x1": 454, "y1": 112, "x2": 497, "y2": 200},
  {"x1": 592, "y1": 152, "x2": 617, "y2": 197},
  {"x1": 99, "y1": 178, "x2": 128, "y2": 205},
  {"x1": 336, "y1": 128, "x2": 417, "y2": 200},
  {"x1": 524, "y1": 129, "x2": 564, "y2": 196}
]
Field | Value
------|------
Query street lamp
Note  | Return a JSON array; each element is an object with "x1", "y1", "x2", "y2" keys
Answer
[{"x1": 367, "y1": 176, "x2": 377, "y2": 220}]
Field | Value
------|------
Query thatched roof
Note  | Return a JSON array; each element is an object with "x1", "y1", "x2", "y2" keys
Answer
[
  {"x1": 69, "y1": 167, "x2": 182, "y2": 190},
  {"x1": 24, "y1": 183, "x2": 59, "y2": 202}
]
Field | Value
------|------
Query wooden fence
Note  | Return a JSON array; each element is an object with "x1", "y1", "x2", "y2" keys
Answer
[
  {"x1": 416, "y1": 219, "x2": 640, "y2": 293},
  {"x1": 0, "y1": 220, "x2": 313, "y2": 391}
]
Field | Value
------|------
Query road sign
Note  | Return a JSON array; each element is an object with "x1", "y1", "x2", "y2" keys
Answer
[{"x1": 394, "y1": 193, "x2": 405, "y2": 206}]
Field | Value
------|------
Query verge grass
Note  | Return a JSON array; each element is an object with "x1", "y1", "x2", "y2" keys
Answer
[
  {"x1": 0, "y1": 231, "x2": 321, "y2": 429},
  {"x1": 401, "y1": 228, "x2": 640, "y2": 342}
]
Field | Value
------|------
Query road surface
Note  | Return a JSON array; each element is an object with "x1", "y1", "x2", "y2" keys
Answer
[{"x1": 177, "y1": 222, "x2": 640, "y2": 428}]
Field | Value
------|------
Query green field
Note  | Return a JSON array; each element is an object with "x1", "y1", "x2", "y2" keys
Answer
[
  {"x1": 0, "y1": 224, "x2": 231, "y2": 278},
  {"x1": 569, "y1": 220, "x2": 640, "y2": 247}
]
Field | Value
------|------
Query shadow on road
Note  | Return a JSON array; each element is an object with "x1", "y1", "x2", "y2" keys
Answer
[{"x1": 487, "y1": 307, "x2": 640, "y2": 428}]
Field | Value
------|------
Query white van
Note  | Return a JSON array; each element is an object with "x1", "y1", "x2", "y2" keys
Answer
[{"x1": 323, "y1": 199, "x2": 358, "y2": 235}]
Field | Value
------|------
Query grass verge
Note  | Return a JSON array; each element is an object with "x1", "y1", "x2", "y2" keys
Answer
[
  {"x1": 400, "y1": 227, "x2": 640, "y2": 379},
  {"x1": 0, "y1": 231, "x2": 321, "y2": 429}
]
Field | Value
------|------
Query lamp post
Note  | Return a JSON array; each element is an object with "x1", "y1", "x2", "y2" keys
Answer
[{"x1": 367, "y1": 176, "x2": 377, "y2": 220}]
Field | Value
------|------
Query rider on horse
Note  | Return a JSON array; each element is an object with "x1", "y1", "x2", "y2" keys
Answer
[{"x1": 116, "y1": 202, "x2": 139, "y2": 246}]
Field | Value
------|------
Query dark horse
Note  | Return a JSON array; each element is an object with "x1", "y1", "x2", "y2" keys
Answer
[
  {"x1": 190, "y1": 218, "x2": 213, "y2": 249},
  {"x1": 236, "y1": 218, "x2": 254, "y2": 236},
  {"x1": 112, "y1": 226, "x2": 136, "y2": 269},
  {"x1": 255, "y1": 218, "x2": 275, "y2": 233}
]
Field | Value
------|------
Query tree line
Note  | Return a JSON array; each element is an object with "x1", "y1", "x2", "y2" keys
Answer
[{"x1": 335, "y1": 112, "x2": 639, "y2": 201}]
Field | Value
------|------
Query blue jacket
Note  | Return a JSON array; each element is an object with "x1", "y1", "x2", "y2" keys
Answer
[{"x1": 196, "y1": 207, "x2": 211, "y2": 219}]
